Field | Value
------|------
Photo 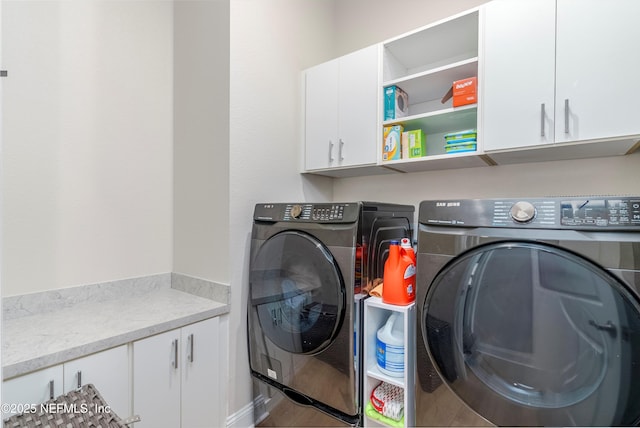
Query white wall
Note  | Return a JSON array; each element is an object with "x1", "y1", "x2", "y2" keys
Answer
[
  {"x1": 1, "y1": 1, "x2": 174, "y2": 296},
  {"x1": 334, "y1": 152, "x2": 640, "y2": 208},
  {"x1": 228, "y1": 0, "x2": 335, "y2": 419},
  {"x1": 173, "y1": 0, "x2": 230, "y2": 284}
]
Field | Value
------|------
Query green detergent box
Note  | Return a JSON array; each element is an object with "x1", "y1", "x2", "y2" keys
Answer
[{"x1": 402, "y1": 129, "x2": 426, "y2": 158}]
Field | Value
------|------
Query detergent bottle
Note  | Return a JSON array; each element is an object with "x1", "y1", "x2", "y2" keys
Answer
[
  {"x1": 382, "y1": 240, "x2": 416, "y2": 305},
  {"x1": 400, "y1": 238, "x2": 416, "y2": 264},
  {"x1": 376, "y1": 312, "x2": 405, "y2": 377}
]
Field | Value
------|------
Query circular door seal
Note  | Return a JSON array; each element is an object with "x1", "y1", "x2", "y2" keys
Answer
[
  {"x1": 250, "y1": 230, "x2": 346, "y2": 354},
  {"x1": 422, "y1": 240, "x2": 640, "y2": 426}
]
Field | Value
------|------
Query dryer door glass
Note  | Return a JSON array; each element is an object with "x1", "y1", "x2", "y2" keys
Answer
[
  {"x1": 250, "y1": 230, "x2": 345, "y2": 354},
  {"x1": 422, "y1": 241, "x2": 640, "y2": 426}
]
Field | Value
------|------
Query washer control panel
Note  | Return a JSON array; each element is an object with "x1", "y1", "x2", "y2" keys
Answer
[
  {"x1": 284, "y1": 204, "x2": 346, "y2": 221},
  {"x1": 509, "y1": 201, "x2": 537, "y2": 223},
  {"x1": 254, "y1": 203, "x2": 359, "y2": 223},
  {"x1": 420, "y1": 197, "x2": 640, "y2": 230}
]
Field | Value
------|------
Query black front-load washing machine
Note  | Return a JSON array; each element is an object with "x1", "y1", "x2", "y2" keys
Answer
[
  {"x1": 248, "y1": 202, "x2": 414, "y2": 426},
  {"x1": 415, "y1": 197, "x2": 640, "y2": 427}
]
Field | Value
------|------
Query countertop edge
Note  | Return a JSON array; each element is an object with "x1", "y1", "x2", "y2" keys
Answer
[
  {"x1": 2, "y1": 304, "x2": 229, "y2": 380},
  {"x1": 3, "y1": 303, "x2": 230, "y2": 380}
]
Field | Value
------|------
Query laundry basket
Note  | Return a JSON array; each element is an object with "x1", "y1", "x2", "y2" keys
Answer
[{"x1": 4, "y1": 384, "x2": 135, "y2": 428}]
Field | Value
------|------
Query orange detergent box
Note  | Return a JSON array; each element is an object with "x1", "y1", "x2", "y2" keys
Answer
[{"x1": 452, "y1": 77, "x2": 477, "y2": 107}]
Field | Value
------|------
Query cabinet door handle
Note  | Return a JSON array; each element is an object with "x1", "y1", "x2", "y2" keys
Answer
[
  {"x1": 171, "y1": 339, "x2": 179, "y2": 369},
  {"x1": 187, "y1": 333, "x2": 194, "y2": 363},
  {"x1": 339, "y1": 139, "x2": 345, "y2": 161},
  {"x1": 540, "y1": 103, "x2": 545, "y2": 137},
  {"x1": 77, "y1": 370, "x2": 82, "y2": 389},
  {"x1": 328, "y1": 140, "x2": 334, "y2": 163},
  {"x1": 564, "y1": 99, "x2": 570, "y2": 134},
  {"x1": 49, "y1": 380, "x2": 55, "y2": 400}
]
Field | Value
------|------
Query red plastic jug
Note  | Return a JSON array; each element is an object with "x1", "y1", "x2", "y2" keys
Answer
[
  {"x1": 382, "y1": 240, "x2": 416, "y2": 305},
  {"x1": 400, "y1": 238, "x2": 415, "y2": 264}
]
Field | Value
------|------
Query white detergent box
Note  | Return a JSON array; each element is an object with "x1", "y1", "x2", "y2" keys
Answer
[
  {"x1": 384, "y1": 85, "x2": 409, "y2": 121},
  {"x1": 383, "y1": 125, "x2": 403, "y2": 161}
]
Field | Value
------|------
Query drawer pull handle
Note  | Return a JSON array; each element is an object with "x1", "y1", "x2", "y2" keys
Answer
[
  {"x1": 564, "y1": 99, "x2": 570, "y2": 134},
  {"x1": 328, "y1": 140, "x2": 334, "y2": 163},
  {"x1": 188, "y1": 334, "x2": 194, "y2": 363},
  {"x1": 172, "y1": 339, "x2": 179, "y2": 369}
]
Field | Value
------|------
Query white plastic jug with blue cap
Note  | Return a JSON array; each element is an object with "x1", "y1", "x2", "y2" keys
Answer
[{"x1": 375, "y1": 312, "x2": 404, "y2": 377}]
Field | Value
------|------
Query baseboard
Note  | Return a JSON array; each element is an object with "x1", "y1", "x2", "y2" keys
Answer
[{"x1": 226, "y1": 395, "x2": 267, "y2": 428}]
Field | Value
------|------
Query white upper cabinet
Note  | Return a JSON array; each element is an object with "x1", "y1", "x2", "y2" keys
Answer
[
  {"x1": 482, "y1": 0, "x2": 556, "y2": 150},
  {"x1": 304, "y1": 45, "x2": 380, "y2": 173},
  {"x1": 304, "y1": 58, "x2": 340, "y2": 171},
  {"x1": 483, "y1": 0, "x2": 640, "y2": 162},
  {"x1": 338, "y1": 46, "x2": 380, "y2": 168},
  {"x1": 555, "y1": 0, "x2": 640, "y2": 143}
]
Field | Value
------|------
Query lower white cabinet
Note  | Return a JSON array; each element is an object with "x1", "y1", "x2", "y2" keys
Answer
[
  {"x1": 2, "y1": 317, "x2": 221, "y2": 427},
  {"x1": 363, "y1": 297, "x2": 415, "y2": 428},
  {"x1": 133, "y1": 317, "x2": 220, "y2": 428},
  {"x1": 63, "y1": 344, "x2": 130, "y2": 419},
  {"x1": 2, "y1": 365, "x2": 64, "y2": 419},
  {"x1": 2, "y1": 345, "x2": 129, "y2": 420}
]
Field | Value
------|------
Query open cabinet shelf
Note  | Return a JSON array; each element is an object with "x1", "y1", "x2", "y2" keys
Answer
[
  {"x1": 379, "y1": 8, "x2": 483, "y2": 171},
  {"x1": 363, "y1": 297, "x2": 415, "y2": 428}
]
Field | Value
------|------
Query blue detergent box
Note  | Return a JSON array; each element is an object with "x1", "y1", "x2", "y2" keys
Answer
[
  {"x1": 445, "y1": 140, "x2": 477, "y2": 154},
  {"x1": 384, "y1": 85, "x2": 409, "y2": 121},
  {"x1": 444, "y1": 129, "x2": 477, "y2": 142}
]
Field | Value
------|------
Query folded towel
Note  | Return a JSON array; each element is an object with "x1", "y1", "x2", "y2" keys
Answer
[
  {"x1": 370, "y1": 282, "x2": 383, "y2": 297},
  {"x1": 365, "y1": 402, "x2": 404, "y2": 427}
]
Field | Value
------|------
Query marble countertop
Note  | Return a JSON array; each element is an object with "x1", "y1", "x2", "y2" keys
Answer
[{"x1": 3, "y1": 281, "x2": 229, "y2": 379}]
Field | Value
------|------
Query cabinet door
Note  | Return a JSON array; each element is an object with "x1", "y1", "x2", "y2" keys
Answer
[
  {"x1": 482, "y1": 0, "x2": 556, "y2": 151},
  {"x1": 63, "y1": 345, "x2": 130, "y2": 419},
  {"x1": 304, "y1": 58, "x2": 339, "y2": 170},
  {"x1": 2, "y1": 365, "x2": 64, "y2": 419},
  {"x1": 181, "y1": 317, "x2": 220, "y2": 428},
  {"x1": 133, "y1": 330, "x2": 181, "y2": 428},
  {"x1": 337, "y1": 45, "x2": 379, "y2": 167},
  {"x1": 555, "y1": 0, "x2": 640, "y2": 143}
]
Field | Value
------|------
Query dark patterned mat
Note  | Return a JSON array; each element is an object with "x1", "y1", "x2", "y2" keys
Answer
[{"x1": 4, "y1": 384, "x2": 127, "y2": 428}]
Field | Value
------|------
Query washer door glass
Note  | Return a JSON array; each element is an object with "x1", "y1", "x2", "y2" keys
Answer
[
  {"x1": 422, "y1": 241, "x2": 640, "y2": 426},
  {"x1": 250, "y1": 230, "x2": 345, "y2": 354}
]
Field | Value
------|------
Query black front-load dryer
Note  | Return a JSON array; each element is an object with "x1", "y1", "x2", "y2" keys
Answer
[
  {"x1": 248, "y1": 202, "x2": 414, "y2": 426},
  {"x1": 415, "y1": 197, "x2": 640, "y2": 427}
]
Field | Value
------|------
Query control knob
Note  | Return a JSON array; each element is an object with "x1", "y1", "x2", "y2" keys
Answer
[
  {"x1": 290, "y1": 204, "x2": 303, "y2": 219},
  {"x1": 510, "y1": 201, "x2": 536, "y2": 223}
]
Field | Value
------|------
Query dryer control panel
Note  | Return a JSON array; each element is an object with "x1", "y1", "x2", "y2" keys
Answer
[
  {"x1": 560, "y1": 198, "x2": 640, "y2": 228},
  {"x1": 254, "y1": 203, "x2": 360, "y2": 223},
  {"x1": 419, "y1": 197, "x2": 640, "y2": 230}
]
